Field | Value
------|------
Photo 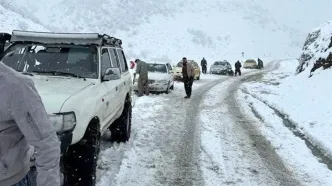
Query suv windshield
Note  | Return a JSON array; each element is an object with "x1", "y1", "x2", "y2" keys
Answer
[
  {"x1": 177, "y1": 62, "x2": 183, "y2": 67},
  {"x1": 148, "y1": 63, "x2": 167, "y2": 73},
  {"x1": 1, "y1": 44, "x2": 98, "y2": 79}
]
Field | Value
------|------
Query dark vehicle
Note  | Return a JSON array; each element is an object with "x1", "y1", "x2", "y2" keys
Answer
[{"x1": 210, "y1": 60, "x2": 233, "y2": 75}]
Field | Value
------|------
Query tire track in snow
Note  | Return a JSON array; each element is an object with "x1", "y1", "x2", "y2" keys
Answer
[
  {"x1": 169, "y1": 78, "x2": 229, "y2": 186},
  {"x1": 225, "y1": 61, "x2": 303, "y2": 186}
]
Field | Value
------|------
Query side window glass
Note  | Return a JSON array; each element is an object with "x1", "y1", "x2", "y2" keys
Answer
[
  {"x1": 108, "y1": 48, "x2": 120, "y2": 68},
  {"x1": 101, "y1": 48, "x2": 111, "y2": 76},
  {"x1": 116, "y1": 49, "x2": 128, "y2": 72}
]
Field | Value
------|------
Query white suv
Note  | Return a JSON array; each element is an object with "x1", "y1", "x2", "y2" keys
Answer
[{"x1": 0, "y1": 30, "x2": 133, "y2": 185}]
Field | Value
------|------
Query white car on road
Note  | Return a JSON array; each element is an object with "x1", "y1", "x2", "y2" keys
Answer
[{"x1": 134, "y1": 62, "x2": 174, "y2": 93}]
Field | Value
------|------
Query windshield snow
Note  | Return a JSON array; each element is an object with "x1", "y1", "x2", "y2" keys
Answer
[{"x1": 1, "y1": 44, "x2": 98, "y2": 79}]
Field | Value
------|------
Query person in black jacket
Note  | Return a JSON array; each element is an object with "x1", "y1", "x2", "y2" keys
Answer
[
  {"x1": 235, "y1": 61, "x2": 242, "y2": 76},
  {"x1": 201, "y1": 57, "x2": 207, "y2": 74}
]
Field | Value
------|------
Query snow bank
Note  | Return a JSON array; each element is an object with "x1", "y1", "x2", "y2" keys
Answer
[
  {"x1": 297, "y1": 20, "x2": 332, "y2": 75},
  {"x1": 237, "y1": 91, "x2": 332, "y2": 186},
  {"x1": 242, "y1": 59, "x2": 332, "y2": 159}
]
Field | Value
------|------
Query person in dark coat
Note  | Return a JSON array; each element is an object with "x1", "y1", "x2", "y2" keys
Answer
[
  {"x1": 182, "y1": 57, "x2": 195, "y2": 98},
  {"x1": 201, "y1": 57, "x2": 207, "y2": 74},
  {"x1": 235, "y1": 61, "x2": 242, "y2": 76}
]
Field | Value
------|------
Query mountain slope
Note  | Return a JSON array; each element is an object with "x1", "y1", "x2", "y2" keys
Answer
[
  {"x1": 0, "y1": 4, "x2": 47, "y2": 32},
  {"x1": 1, "y1": 0, "x2": 332, "y2": 64}
]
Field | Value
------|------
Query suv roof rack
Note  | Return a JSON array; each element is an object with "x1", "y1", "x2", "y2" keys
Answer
[{"x1": 10, "y1": 30, "x2": 122, "y2": 47}]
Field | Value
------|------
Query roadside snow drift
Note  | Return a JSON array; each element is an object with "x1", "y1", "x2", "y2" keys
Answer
[{"x1": 240, "y1": 59, "x2": 332, "y2": 165}]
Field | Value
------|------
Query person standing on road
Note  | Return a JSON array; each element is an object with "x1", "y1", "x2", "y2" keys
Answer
[
  {"x1": 235, "y1": 60, "x2": 242, "y2": 76},
  {"x1": 201, "y1": 57, "x2": 207, "y2": 74},
  {"x1": 134, "y1": 59, "x2": 149, "y2": 97},
  {"x1": 0, "y1": 62, "x2": 61, "y2": 186},
  {"x1": 182, "y1": 57, "x2": 195, "y2": 98}
]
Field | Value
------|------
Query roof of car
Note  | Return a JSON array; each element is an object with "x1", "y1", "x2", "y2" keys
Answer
[{"x1": 9, "y1": 30, "x2": 122, "y2": 47}]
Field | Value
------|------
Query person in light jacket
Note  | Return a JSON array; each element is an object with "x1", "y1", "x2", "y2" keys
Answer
[
  {"x1": 0, "y1": 62, "x2": 61, "y2": 186},
  {"x1": 182, "y1": 57, "x2": 195, "y2": 98}
]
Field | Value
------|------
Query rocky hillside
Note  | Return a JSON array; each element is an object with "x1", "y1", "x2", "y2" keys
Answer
[{"x1": 297, "y1": 21, "x2": 332, "y2": 76}]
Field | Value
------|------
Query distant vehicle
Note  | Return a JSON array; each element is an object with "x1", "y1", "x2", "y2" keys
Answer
[
  {"x1": 172, "y1": 60, "x2": 201, "y2": 80},
  {"x1": 133, "y1": 62, "x2": 174, "y2": 93},
  {"x1": 210, "y1": 60, "x2": 233, "y2": 75},
  {"x1": 243, "y1": 59, "x2": 258, "y2": 69}
]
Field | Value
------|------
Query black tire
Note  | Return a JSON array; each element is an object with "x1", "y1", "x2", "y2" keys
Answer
[
  {"x1": 197, "y1": 74, "x2": 200, "y2": 80},
  {"x1": 165, "y1": 82, "x2": 170, "y2": 94},
  {"x1": 110, "y1": 97, "x2": 132, "y2": 142},
  {"x1": 63, "y1": 122, "x2": 100, "y2": 186}
]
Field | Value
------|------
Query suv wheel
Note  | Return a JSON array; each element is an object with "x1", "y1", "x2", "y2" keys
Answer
[
  {"x1": 110, "y1": 97, "x2": 132, "y2": 142},
  {"x1": 63, "y1": 121, "x2": 100, "y2": 186}
]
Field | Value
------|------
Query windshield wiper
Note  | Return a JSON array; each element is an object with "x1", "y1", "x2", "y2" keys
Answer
[{"x1": 31, "y1": 70, "x2": 86, "y2": 80}]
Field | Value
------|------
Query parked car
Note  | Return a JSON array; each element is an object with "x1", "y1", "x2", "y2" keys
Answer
[
  {"x1": 243, "y1": 59, "x2": 258, "y2": 69},
  {"x1": 133, "y1": 62, "x2": 174, "y2": 93},
  {"x1": 210, "y1": 60, "x2": 234, "y2": 75},
  {"x1": 0, "y1": 30, "x2": 133, "y2": 185},
  {"x1": 172, "y1": 59, "x2": 201, "y2": 80}
]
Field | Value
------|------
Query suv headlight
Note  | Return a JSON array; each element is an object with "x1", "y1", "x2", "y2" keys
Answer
[{"x1": 49, "y1": 112, "x2": 76, "y2": 133}]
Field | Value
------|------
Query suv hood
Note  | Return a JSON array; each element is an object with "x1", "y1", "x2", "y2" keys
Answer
[{"x1": 30, "y1": 76, "x2": 94, "y2": 113}]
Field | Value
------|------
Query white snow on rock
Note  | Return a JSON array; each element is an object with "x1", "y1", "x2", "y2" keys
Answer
[{"x1": 297, "y1": 20, "x2": 332, "y2": 74}]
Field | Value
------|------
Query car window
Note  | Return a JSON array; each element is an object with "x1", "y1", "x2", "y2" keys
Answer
[
  {"x1": 116, "y1": 48, "x2": 128, "y2": 72},
  {"x1": 108, "y1": 48, "x2": 120, "y2": 68},
  {"x1": 177, "y1": 62, "x2": 183, "y2": 67},
  {"x1": 1, "y1": 43, "x2": 99, "y2": 79},
  {"x1": 167, "y1": 63, "x2": 172, "y2": 71},
  {"x1": 101, "y1": 48, "x2": 112, "y2": 76}
]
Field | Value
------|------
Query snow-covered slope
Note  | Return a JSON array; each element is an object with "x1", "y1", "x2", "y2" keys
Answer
[
  {"x1": 0, "y1": 4, "x2": 47, "y2": 32},
  {"x1": 297, "y1": 20, "x2": 332, "y2": 75},
  {"x1": 1, "y1": 0, "x2": 332, "y2": 64}
]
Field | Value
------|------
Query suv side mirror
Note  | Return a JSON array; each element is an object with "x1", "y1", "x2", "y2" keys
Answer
[{"x1": 102, "y1": 68, "x2": 121, "y2": 81}]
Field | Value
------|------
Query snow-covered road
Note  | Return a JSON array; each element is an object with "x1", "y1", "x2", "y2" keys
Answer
[{"x1": 95, "y1": 60, "x2": 331, "y2": 186}]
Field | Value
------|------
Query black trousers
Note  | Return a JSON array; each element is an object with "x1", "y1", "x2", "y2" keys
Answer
[
  {"x1": 202, "y1": 65, "x2": 207, "y2": 74},
  {"x1": 184, "y1": 76, "x2": 194, "y2": 97},
  {"x1": 235, "y1": 68, "x2": 241, "y2": 76}
]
